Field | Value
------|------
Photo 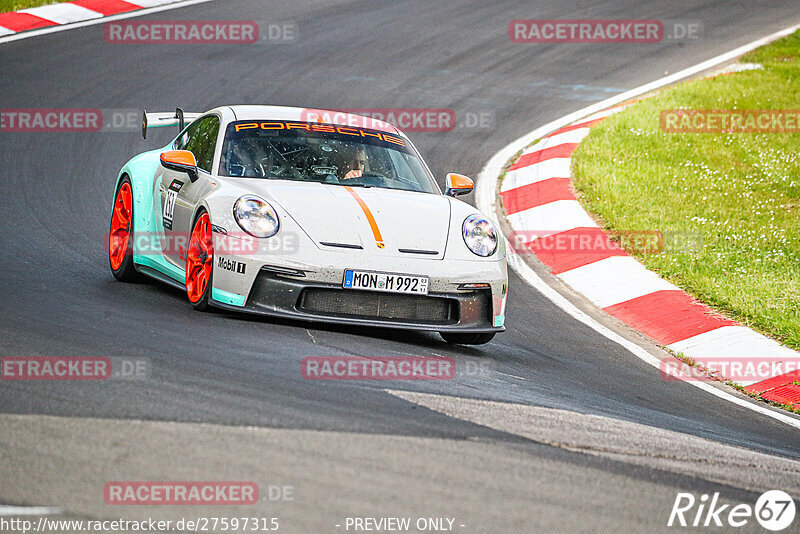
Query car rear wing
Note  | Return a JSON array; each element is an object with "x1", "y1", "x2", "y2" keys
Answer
[{"x1": 142, "y1": 108, "x2": 202, "y2": 139}]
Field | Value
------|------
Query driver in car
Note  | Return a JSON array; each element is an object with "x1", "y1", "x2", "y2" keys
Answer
[
  {"x1": 228, "y1": 138, "x2": 269, "y2": 177},
  {"x1": 342, "y1": 146, "x2": 368, "y2": 180}
]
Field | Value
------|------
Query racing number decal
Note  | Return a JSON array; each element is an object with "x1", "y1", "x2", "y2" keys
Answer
[{"x1": 162, "y1": 180, "x2": 183, "y2": 230}]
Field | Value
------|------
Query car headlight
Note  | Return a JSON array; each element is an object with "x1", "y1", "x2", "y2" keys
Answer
[
  {"x1": 233, "y1": 195, "x2": 280, "y2": 238},
  {"x1": 462, "y1": 214, "x2": 497, "y2": 257}
]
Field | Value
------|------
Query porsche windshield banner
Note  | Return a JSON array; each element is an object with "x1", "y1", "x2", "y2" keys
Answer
[{"x1": 227, "y1": 120, "x2": 410, "y2": 152}]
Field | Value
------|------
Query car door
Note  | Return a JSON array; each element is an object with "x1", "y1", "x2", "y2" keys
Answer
[{"x1": 156, "y1": 114, "x2": 220, "y2": 269}]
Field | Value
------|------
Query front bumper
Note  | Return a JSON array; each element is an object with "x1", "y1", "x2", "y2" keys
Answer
[
  {"x1": 209, "y1": 241, "x2": 507, "y2": 333},
  {"x1": 217, "y1": 270, "x2": 501, "y2": 333}
]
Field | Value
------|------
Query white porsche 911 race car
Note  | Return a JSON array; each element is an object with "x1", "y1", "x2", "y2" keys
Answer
[{"x1": 108, "y1": 106, "x2": 507, "y2": 344}]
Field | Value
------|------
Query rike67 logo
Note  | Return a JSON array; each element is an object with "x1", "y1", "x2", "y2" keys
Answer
[{"x1": 668, "y1": 490, "x2": 796, "y2": 530}]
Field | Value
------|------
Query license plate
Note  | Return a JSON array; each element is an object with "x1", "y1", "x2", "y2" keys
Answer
[{"x1": 343, "y1": 270, "x2": 429, "y2": 295}]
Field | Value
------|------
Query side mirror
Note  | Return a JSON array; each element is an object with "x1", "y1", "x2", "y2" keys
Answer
[
  {"x1": 160, "y1": 150, "x2": 198, "y2": 182},
  {"x1": 445, "y1": 173, "x2": 474, "y2": 197}
]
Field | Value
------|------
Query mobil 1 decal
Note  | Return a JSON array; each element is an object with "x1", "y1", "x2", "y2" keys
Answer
[
  {"x1": 162, "y1": 179, "x2": 183, "y2": 230},
  {"x1": 218, "y1": 256, "x2": 246, "y2": 274}
]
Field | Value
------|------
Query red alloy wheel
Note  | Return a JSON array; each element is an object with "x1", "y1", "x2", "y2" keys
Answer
[
  {"x1": 186, "y1": 212, "x2": 213, "y2": 303},
  {"x1": 109, "y1": 182, "x2": 132, "y2": 271}
]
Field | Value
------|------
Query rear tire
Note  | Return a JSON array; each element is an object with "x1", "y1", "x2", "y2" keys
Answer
[
  {"x1": 186, "y1": 210, "x2": 214, "y2": 311},
  {"x1": 108, "y1": 176, "x2": 143, "y2": 282},
  {"x1": 439, "y1": 332, "x2": 496, "y2": 345}
]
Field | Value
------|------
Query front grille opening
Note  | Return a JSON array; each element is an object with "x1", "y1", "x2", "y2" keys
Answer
[{"x1": 298, "y1": 288, "x2": 457, "y2": 324}]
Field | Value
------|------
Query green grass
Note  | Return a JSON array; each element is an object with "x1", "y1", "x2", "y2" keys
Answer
[
  {"x1": 0, "y1": 0, "x2": 64, "y2": 13},
  {"x1": 571, "y1": 29, "x2": 800, "y2": 351}
]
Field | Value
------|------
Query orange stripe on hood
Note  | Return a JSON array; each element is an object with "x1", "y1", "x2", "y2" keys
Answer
[{"x1": 344, "y1": 186, "x2": 385, "y2": 249}]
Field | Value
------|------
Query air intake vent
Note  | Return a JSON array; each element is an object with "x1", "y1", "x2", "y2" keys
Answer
[
  {"x1": 398, "y1": 248, "x2": 439, "y2": 255},
  {"x1": 298, "y1": 288, "x2": 456, "y2": 323},
  {"x1": 320, "y1": 242, "x2": 363, "y2": 250}
]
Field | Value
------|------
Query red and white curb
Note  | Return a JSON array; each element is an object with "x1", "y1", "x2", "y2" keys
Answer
[
  {"x1": 498, "y1": 105, "x2": 800, "y2": 405},
  {"x1": 0, "y1": 0, "x2": 200, "y2": 37},
  {"x1": 477, "y1": 24, "x2": 800, "y2": 426}
]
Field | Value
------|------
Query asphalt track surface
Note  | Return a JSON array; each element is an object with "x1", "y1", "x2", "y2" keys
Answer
[{"x1": 1, "y1": 1, "x2": 799, "y2": 532}]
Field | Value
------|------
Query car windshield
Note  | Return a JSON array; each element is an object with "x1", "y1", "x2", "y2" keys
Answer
[{"x1": 219, "y1": 120, "x2": 438, "y2": 194}]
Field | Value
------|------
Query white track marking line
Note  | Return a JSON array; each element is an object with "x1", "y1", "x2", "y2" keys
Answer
[
  {"x1": 0, "y1": 0, "x2": 218, "y2": 44},
  {"x1": 130, "y1": 0, "x2": 192, "y2": 5},
  {"x1": 580, "y1": 105, "x2": 630, "y2": 122},
  {"x1": 0, "y1": 27, "x2": 14, "y2": 37},
  {"x1": 542, "y1": 127, "x2": 592, "y2": 146},
  {"x1": 0, "y1": 505, "x2": 62, "y2": 515},
  {"x1": 19, "y1": 4, "x2": 103, "y2": 24},
  {"x1": 519, "y1": 128, "x2": 590, "y2": 156},
  {"x1": 477, "y1": 23, "x2": 800, "y2": 430}
]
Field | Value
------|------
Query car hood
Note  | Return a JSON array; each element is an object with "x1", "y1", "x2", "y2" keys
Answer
[{"x1": 250, "y1": 181, "x2": 451, "y2": 259}]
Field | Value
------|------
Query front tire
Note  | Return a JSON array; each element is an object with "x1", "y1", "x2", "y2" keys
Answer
[
  {"x1": 109, "y1": 176, "x2": 142, "y2": 282},
  {"x1": 186, "y1": 210, "x2": 214, "y2": 311},
  {"x1": 439, "y1": 332, "x2": 496, "y2": 345}
]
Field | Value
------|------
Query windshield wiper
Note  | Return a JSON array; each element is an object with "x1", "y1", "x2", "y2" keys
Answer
[{"x1": 321, "y1": 181, "x2": 372, "y2": 188}]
